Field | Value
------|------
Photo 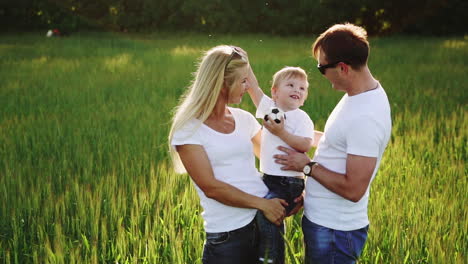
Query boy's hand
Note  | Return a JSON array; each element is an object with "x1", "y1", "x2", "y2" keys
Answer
[
  {"x1": 247, "y1": 65, "x2": 259, "y2": 91},
  {"x1": 263, "y1": 117, "x2": 285, "y2": 137}
]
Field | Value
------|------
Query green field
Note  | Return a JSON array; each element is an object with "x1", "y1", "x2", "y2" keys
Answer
[{"x1": 0, "y1": 32, "x2": 466, "y2": 263}]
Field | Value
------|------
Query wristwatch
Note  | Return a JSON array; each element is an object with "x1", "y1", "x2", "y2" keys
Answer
[{"x1": 303, "y1": 162, "x2": 317, "y2": 176}]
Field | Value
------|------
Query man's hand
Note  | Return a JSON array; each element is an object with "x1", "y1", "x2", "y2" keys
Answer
[{"x1": 274, "y1": 146, "x2": 311, "y2": 172}]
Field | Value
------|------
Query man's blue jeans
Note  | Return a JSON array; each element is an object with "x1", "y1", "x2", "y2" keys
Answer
[
  {"x1": 302, "y1": 216, "x2": 369, "y2": 264},
  {"x1": 256, "y1": 174, "x2": 305, "y2": 264},
  {"x1": 202, "y1": 218, "x2": 258, "y2": 264}
]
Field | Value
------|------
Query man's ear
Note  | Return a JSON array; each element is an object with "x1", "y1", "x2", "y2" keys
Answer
[{"x1": 340, "y1": 62, "x2": 349, "y2": 74}]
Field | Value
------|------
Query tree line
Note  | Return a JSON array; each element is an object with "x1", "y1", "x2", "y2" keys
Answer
[{"x1": 0, "y1": 0, "x2": 465, "y2": 36}]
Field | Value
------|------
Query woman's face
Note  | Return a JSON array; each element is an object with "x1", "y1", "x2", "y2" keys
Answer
[{"x1": 228, "y1": 65, "x2": 250, "y2": 104}]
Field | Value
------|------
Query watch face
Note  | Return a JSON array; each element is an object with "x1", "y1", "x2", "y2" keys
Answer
[{"x1": 303, "y1": 165, "x2": 311, "y2": 174}]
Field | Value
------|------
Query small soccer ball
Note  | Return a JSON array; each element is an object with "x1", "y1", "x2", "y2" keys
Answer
[
  {"x1": 46, "y1": 30, "x2": 53, "y2": 37},
  {"x1": 264, "y1": 107, "x2": 286, "y2": 124}
]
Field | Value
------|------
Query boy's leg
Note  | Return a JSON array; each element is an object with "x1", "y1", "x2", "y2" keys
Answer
[
  {"x1": 256, "y1": 207, "x2": 285, "y2": 264},
  {"x1": 256, "y1": 175, "x2": 304, "y2": 264}
]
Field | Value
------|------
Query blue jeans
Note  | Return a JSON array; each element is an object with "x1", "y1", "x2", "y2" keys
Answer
[
  {"x1": 302, "y1": 216, "x2": 369, "y2": 264},
  {"x1": 256, "y1": 174, "x2": 305, "y2": 264},
  {"x1": 202, "y1": 218, "x2": 258, "y2": 264}
]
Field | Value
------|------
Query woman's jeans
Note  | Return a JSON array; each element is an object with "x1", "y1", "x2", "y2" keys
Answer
[
  {"x1": 256, "y1": 174, "x2": 305, "y2": 264},
  {"x1": 202, "y1": 218, "x2": 258, "y2": 264},
  {"x1": 302, "y1": 216, "x2": 369, "y2": 264}
]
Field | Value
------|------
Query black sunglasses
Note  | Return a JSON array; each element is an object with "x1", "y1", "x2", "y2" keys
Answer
[
  {"x1": 317, "y1": 61, "x2": 341, "y2": 75},
  {"x1": 225, "y1": 46, "x2": 242, "y2": 71}
]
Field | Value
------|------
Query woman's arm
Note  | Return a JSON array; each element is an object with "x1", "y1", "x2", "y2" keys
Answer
[
  {"x1": 176, "y1": 144, "x2": 287, "y2": 225},
  {"x1": 251, "y1": 130, "x2": 262, "y2": 159}
]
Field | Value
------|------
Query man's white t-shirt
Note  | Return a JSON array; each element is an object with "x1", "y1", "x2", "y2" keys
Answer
[
  {"x1": 304, "y1": 86, "x2": 391, "y2": 231},
  {"x1": 171, "y1": 107, "x2": 268, "y2": 233},
  {"x1": 256, "y1": 95, "x2": 315, "y2": 177}
]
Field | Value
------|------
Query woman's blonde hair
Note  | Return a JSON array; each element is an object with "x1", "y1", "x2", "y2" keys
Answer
[{"x1": 168, "y1": 45, "x2": 249, "y2": 173}]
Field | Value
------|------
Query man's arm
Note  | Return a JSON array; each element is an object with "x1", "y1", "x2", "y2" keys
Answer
[
  {"x1": 274, "y1": 146, "x2": 376, "y2": 202},
  {"x1": 177, "y1": 144, "x2": 287, "y2": 225}
]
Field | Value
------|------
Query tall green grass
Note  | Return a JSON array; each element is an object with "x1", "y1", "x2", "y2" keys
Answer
[{"x1": 0, "y1": 32, "x2": 466, "y2": 263}]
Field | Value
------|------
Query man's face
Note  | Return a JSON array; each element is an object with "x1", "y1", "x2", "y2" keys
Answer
[{"x1": 318, "y1": 49, "x2": 345, "y2": 92}]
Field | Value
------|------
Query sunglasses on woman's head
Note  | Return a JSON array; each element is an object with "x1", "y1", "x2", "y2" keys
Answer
[{"x1": 225, "y1": 46, "x2": 243, "y2": 71}]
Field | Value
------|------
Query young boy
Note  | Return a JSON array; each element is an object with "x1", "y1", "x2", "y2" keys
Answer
[{"x1": 248, "y1": 66, "x2": 316, "y2": 264}]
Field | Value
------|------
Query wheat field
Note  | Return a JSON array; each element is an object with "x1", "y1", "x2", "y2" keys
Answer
[{"x1": 0, "y1": 32, "x2": 466, "y2": 263}]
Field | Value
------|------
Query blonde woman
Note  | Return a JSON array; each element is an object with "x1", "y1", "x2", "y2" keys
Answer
[{"x1": 169, "y1": 45, "x2": 287, "y2": 264}]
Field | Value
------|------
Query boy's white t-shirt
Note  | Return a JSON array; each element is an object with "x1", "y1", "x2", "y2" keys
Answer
[
  {"x1": 256, "y1": 95, "x2": 315, "y2": 177},
  {"x1": 171, "y1": 107, "x2": 268, "y2": 233},
  {"x1": 305, "y1": 86, "x2": 392, "y2": 231}
]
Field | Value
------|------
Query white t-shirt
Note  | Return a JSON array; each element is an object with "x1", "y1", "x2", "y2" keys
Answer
[
  {"x1": 304, "y1": 86, "x2": 391, "y2": 231},
  {"x1": 171, "y1": 107, "x2": 268, "y2": 232},
  {"x1": 256, "y1": 95, "x2": 315, "y2": 177}
]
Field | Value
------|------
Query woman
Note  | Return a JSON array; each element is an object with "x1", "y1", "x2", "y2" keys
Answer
[{"x1": 168, "y1": 45, "x2": 287, "y2": 264}]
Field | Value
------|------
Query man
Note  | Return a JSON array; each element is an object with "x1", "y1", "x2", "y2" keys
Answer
[{"x1": 275, "y1": 23, "x2": 392, "y2": 263}]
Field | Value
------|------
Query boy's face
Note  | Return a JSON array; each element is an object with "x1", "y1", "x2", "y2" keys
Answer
[{"x1": 272, "y1": 77, "x2": 308, "y2": 111}]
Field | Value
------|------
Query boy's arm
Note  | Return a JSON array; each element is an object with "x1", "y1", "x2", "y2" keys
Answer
[
  {"x1": 247, "y1": 65, "x2": 264, "y2": 107},
  {"x1": 263, "y1": 119, "x2": 313, "y2": 153}
]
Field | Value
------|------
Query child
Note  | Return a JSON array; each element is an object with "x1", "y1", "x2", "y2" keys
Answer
[{"x1": 248, "y1": 66, "x2": 315, "y2": 264}]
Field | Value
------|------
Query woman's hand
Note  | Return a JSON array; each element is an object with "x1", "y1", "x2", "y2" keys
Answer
[
  {"x1": 287, "y1": 192, "x2": 304, "y2": 217},
  {"x1": 259, "y1": 198, "x2": 288, "y2": 226}
]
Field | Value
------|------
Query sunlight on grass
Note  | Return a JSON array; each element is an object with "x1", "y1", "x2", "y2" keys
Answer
[
  {"x1": 442, "y1": 39, "x2": 467, "y2": 49},
  {"x1": 104, "y1": 53, "x2": 132, "y2": 72},
  {"x1": 31, "y1": 56, "x2": 49, "y2": 66},
  {"x1": 171, "y1": 45, "x2": 201, "y2": 56}
]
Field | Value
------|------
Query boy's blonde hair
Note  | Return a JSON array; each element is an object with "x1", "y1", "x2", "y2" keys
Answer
[
  {"x1": 272, "y1": 66, "x2": 309, "y2": 89},
  {"x1": 168, "y1": 45, "x2": 249, "y2": 173}
]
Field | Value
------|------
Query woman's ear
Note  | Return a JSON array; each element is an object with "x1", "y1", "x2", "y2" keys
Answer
[{"x1": 220, "y1": 81, "x2": 229, "y2": 98}]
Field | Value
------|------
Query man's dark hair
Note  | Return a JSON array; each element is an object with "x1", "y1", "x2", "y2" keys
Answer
[{"x1": 312, "y1": 23, "x2": 369, "y2": 69}]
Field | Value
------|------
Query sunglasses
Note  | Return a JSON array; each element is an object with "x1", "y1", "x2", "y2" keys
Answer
[
  {"x1": 317, "y1": 61, "x2": 341, "y2": 75},
  {"x1": 225, "y1": 46, "x2": 243, "y2": 71}
]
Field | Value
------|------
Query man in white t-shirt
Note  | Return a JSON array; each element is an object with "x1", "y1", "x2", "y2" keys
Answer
[{"x1": 274, "y1": 23, "x2": 392, "y2": 264}]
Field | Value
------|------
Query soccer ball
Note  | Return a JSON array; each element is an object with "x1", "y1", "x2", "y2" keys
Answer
[
  {"x1": 46, "y1": 30, "x2": 53, "y2": 37},
  {"x1": 264, "y1": 107, "x2": 286, "y2": 124}
]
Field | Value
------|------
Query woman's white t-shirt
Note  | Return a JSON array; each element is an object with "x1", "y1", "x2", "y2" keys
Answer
[{"x1": 171, "y1": 107, "x2": 268, "y2": 232}]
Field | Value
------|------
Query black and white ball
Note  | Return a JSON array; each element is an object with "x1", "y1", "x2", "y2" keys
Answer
[{"x1": 264, "y1": 107, "x2": 286, "y2": 124}]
